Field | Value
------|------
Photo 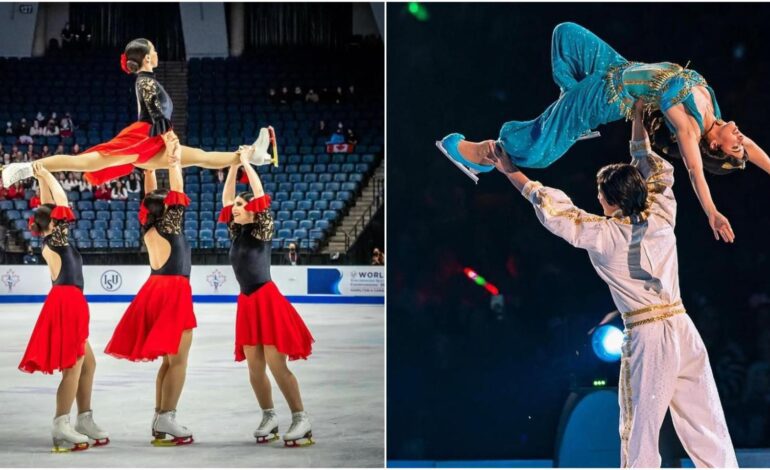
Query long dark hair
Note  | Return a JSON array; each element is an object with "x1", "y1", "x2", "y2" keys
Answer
[
  {"x1": 30, "y1": 203, "x2": 57, "y2": 235},
  {"x1": 141, "y1": 189, "x2": 168, "y2": 233},
  {"x1": 124, "y1": 38, "x2": 152, "y2": 74},
  {"x1": 596, "y1": 164, "x2": 649, "y2": 219},
  {"x1": 644, "y1": 111, "x2": 747, "y2": 175}
]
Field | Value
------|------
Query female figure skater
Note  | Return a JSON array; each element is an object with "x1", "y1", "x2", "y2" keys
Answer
[
  {"x1": 481, "y1": 100, "x2": 737, "y2": 467},
  {"x1": 219, "y1": 144, "x2": 315, "y2": 447},
  {"x1": 103, "y1": 141, "x2": 196, "y2": 446},
  {"x1": 1, "y1": 38, "x2": 273, "y2": 187},
  {"x1": 19, "y1": 162, "x2": 109, "y2": 452},
  {"x1": 438, "y1": 22, "x2": 770, "y2": 243}
]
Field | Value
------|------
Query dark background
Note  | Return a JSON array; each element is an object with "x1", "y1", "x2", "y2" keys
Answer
[{"x1": 387, "y1": 3, "x2": 770, "y2": 461}]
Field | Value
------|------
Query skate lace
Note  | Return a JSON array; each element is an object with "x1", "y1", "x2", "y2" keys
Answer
[
  {"x1": 286, "y1": 414, "x2": 305, "y2": 435},
  {"x1": 258, "y1": 413, "x2": 275, "y2": 430}
]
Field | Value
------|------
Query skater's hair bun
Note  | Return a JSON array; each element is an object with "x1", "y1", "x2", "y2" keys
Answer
[
  {"x1": 596, "y1": 164, "x2": 648, "y2": 219},
  {"x1": 30, "y1": 203, "x2": 58, "y2": 235},
  {"x1": 141, "y1": 189, "x2": 168, "y2": 232},
  {"x1": 123, "y1": 38, "x2": 152, "y2": 74},
  {"x1": 643, "y1": 111, "x2": 747, "y2": 176}
]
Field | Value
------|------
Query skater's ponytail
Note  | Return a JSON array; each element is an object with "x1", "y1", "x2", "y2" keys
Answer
[
  {"x1": 29, "y1": 203, "x2": 57, "y2": 236},
  {"x1": 140, "y1": 189, "x2": 168, "y2": 233},
  {"x1": 597, "y1": 164, "x2": 648, "y2": 220},
  {"x1": 643, "y1": 110, "x2": 746, "y2": 176},
  {"x1": 122, "y1": 38, "x2": 152, "y2": 74}
]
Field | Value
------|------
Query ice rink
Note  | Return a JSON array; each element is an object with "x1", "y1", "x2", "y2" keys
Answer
[{"x1": 0, "y1": 302, "x2": 384, "y2": 467}]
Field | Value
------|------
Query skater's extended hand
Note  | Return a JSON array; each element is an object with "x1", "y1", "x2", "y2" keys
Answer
[
  {"x1": 709, "y1": 210, "x2": 735, "y2": 243},
  {"x1": 167, "y1": 141, "x2": 181, "y2": 167},
  {"x1": 31, "y1": 161, "x2": 44, "y2": 177},
  {"x1": 482, "y1": 152, "x2": 519, "y2": 175},
  {"x1": 239, "y1": 146, "x2": 252, "y2": 166}
]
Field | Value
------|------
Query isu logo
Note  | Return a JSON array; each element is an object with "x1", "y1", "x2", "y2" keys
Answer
[
  {"x1": 100, "y1": 270, "x2": 122, "y2": 292},
  {"x1": 207, "y1": 270, "x2": 226, "y2": 292},
  {"x1": 2, "y1": 269, "x2": 20, "y2": 292}
]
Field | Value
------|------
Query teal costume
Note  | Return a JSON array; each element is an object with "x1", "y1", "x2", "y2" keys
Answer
[{"x1": 499, "y1": 22, "x2": 721, "y2": 168}]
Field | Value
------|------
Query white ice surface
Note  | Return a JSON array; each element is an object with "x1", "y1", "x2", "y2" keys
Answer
[{"x1": 0, "y1": 303, "x2": 384, "y2": 467}]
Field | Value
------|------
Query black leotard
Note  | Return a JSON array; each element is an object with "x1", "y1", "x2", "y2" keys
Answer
[
  {"x1": 144, "y1": 193, "x2": 191, "y2": 277},
  {"x1": 43, "y1": 209, "x2": 84, "y2": 289},
  {"x1": 226, "y1": 202, "x2": 274, "y2": 295},
  {"x1": 135, "y1": 71, "x2": 173, "y2": 137}
]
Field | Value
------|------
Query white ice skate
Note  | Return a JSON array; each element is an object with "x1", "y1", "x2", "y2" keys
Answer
[
  {"x1": 75, "y1": 410, "x2": 110, "y2": 446},
  {"x1": 1, "y1": 162, "x2": 33, "y2": 187},
  {"x1": 151, "y1": 410, "x2": 194, "y2": 446},
  {"x1": 253, "y1": 408, "x2": 279, "y2": 444},
  {"x1": 241, "y1": 127, "x2": 275, "y2": 166},
  {"x1": 282, "y1": 411, "x2": 314, "y2": 447},
  {"x1": 51, "y1": 414, "x2": 89, "y2": 453}
]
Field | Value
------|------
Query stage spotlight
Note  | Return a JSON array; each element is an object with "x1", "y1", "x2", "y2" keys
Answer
[
  {"x1": 407, "y1": 2, "x2": 429, "y2": 21},
  {"x1": 591, "y1": 325, "x2": 623, "y2": 362}
]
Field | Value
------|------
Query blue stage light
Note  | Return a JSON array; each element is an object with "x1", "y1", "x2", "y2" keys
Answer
[{"x1": 591, "y1": 325, "x2": 623, "y2": 362}]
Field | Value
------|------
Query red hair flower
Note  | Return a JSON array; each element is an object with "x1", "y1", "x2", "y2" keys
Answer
[
  {"x1": 138, "y1": 203, "x2": 149, "y2": 225},
  {"x1": 28, "y1": 215, "x2": 39, "y2": 236},
  {"x1": 120, "y1": 53, "x2": 131, "y2": 74}
]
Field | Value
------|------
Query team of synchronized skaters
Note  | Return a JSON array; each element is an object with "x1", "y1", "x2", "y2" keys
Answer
[{"x1": 4, "y1": 39, "x2": 315, "y2": 451}]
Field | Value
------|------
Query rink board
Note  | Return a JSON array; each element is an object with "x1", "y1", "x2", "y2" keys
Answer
[{"x1": 0, "y1": 265, "x2": 384, "y2": 304}]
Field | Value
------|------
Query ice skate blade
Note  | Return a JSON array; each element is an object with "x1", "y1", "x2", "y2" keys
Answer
[
  {"x1": 284, "y1": 432, "x2": 314, "y2": 448},
  {"x1": 435, "y1": 141, "x2": 480, "y2": 184},
  {"x1": 92, "y1": 437, "x2": 110, "y2": 446},
  {"x1": 51, "y1": 442, "x2": 89, "y2": 453},
  {"x1": 268, "y1": 126, "x2": 279, "y2": 167},
  {"x1": 151, "y1": 436, "x2": 194, "y2": 447},
  {"x1": 256, "y1": 434, "x2": 280, "y2": 444},
  {"x1": 577, "y1": 130, "x2": 601, "y2": 141}
]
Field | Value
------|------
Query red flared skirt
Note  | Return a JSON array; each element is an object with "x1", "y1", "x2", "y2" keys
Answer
[
  {"x1": 105, "y1": 275, "x2": 197, "y2": 361},
  {"x1": 235, "y1": 281, "x2": 315, "y2": 362},
  {"x1": 19, "y1": 285, "x2": 90, "y2": 374},
  {"x1": 83, "y1": 121, "x2": 166, "y2": 186}
]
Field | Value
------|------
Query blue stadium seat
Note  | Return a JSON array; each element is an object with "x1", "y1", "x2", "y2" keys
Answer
[
  {"x1": 275, "y1": 192, "x2": 289, "y2": 202},
  {"x1": 77, "y1": 220, "x2": 92, "y2": 230},
  {"x1": 282, "y1": 220, "x2": 298, "y2": 231},
  {"x1": 290, "y1": 192, "x2": 304, "y2": 202},
  {"x1": 327, "y1": 163, "x2": 341, "y2": 173},
  {"x1": 278, "y1": 228, "x2": 292, "y2": 239},
  {"x1": 305, "y1": 191, "x2": 320, "y2": 201},
  {"x1": 94, "y1": 200, "x2": 109, "y2": 211},
  {"x1": 127, "y1": 192, "x2": 140, "y2": 201},
  {"x1": 293, "y1": 229, "x2": 308, "y2": 239},
  {"x1": 109, "y1": 220, "x2": 125, "y2": 230},
  {"x1": 349, "y1": 173, "x2": 364, "y2": 183},
  {"x1": 297, "y1": 201, "x2": 312, "y2": 211},
  {"x1": 73, "y1": 229, "x2": 89, "y2": 240},
  {"x1": 93, "y1": 220, "x2": 109, "y2": 230},
  {"x1": 331, "y1": 154, "x2": 346, "y2": 164},
  {"x1": 78, "y1": 201, "x2": 93, "y2": 211},
  {"x1": 200, "y1": 220, "x2": 215, "y2": 231},
  {"x1": 271, "y1": 239, "x2": 282, "y2": 250},
  {"x1": 127, "y1": 201, "x2": 141, "y2": 211},
  {"x1": 308, "y1": 210, "x2": 322, "y2": 221},
  {"x1": 184, "y1": 230, "x2": 197, "y2": 241},
  {"x1": 277, "y1": 211, "x2": 290, "y2": 221},
  {"x1": 107, "y1": 229, "x2": 123, "y2": 240},
  {"x1": 309, "y1": 182, "x2": 324, "y2": 192},
  {"x1": 341, "y1": 163, "x2": 355, "y2": 173},
  {"x1": 126, "y1": 219, "x2": 140, "y2": 230},
  {"x1": 185, "y1": 220, "x2": 199, "y2": 231},
  {"x1": 313, "y1": 200, "x2": 328, "y2": 211},
  {"x1": 200, "y1": 211, "x2": 214, "y2": 221},
  {"x1": 215, "y1": 228, "x2": 229, "y2": 240},
  {"x1": 325, "y1": 182, "x2": 341, "y2": 192},
  {"x1": 124, "y1": 229, "x2": 140, "y2": 241},
  {"x1": 111, "y1": 211, "x2": 125, "y2": 220},
  {"x1": 294, "y1": 182, "x2": 308, "y2": 192},
  {"x1": 355, "y1": 163, "x2": 370, "y2": 173},
  {"x1": 288, "y1": 173, "x2": 303, "y2": 183},
  {"x1": 81, "y1": 191, "x2": 94, "y2": 201},
  {"x1": 90, "y1": 229, "x2": 106, "y2": 240},
  {"x1": 341, "y1": 182, "x2": 359, "y2": 192},
  {"x1": 330, "y1": 200, "x2": 345, "y2": 211},
  {"x1": 292, "y1": 210, "x2": 307, "y2": 221},
  {"x1": 12, "y1": 220, "x2": 27, "y2": 230},
  {"x1": 76, "y1": 240, "x2": 93, "y2": 249},
  {"x1": 202, "y1": 183, "x2": 215, "y2": 194},
  {"x1": 321, "y1": 191, "x2": 335, "y2": 201},
  {"x1": 110, "y1": 201, "x2": 126, "y2": 211},
  {"x1": 303, "y1": 174, "x2": 318, "y2": 183},
  {"x1": 5, "y1": 209, "x2": 21, "y2": 220},
  {"x1": 324, "y1": 210, "x2": 339, "y2": 221},
  {"x1": 333, "y1": 173, "x2": 348, "y2": 182},
  {"x1": 67, "y1": 191, "x2": 80, "y2": 201},
  {"x1": 298, "y1": 220, "x2": 313, "y2": 230},
  {"x1": 81, "y1": 210, "x2": 95, "y2": 220},
  {"x1": 280, "y1": 201, "x2": 296, "y2": 212},
  {"x1": 362, "y1": 154, "x2": 376, "y2": 163},
  {"x1": 200, "y1": 201, "x2": 214, "y2": 212},
  {"x1": 278, "y1": 182, "x2": 292, "y2": 193},
  {"x1": 315, "y1": 220, "x2": 331, "y2": 232},
  {"x1": 199, "y1": 229, "x2": 213, "y2": 240},
  {"x1": 200, "y1": 193, "x2": 214, "y2": 202},
  {"x1": 309, "y1": 229, "x2": 324, "y2": 241},
  {"x1": 187, "y1": 183, "x2": 200, "y2": 193},
  {"x1": 0, "y1": 201, "x2": 13, "y2": 211},
  {"x1": 337, "y1": 191, "x2": 353, "y2": 202},
  {"x1": 14, "y1": 200, "x2": 28, "y2": 210},
  {"x1": 318, "y1": 173, "x2": 332, "y2": 183}
]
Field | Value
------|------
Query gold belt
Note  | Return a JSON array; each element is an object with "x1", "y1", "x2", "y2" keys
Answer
[{"x1": 622, "y1": 300, "x2": 686, "y2": 330}]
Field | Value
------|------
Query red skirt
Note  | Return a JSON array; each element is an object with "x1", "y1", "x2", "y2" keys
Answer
[
  {"x1": 235, "y1": 281, "x2": 315, "y2": 361},
  {"x1": 83, "y1": 121, "x2": 166, "y2": 186},
  {"x1": 19, "y1": 285, "x2": 90, "y2": 374},
  {"x1": 105, "y1": 275, "x2": 197, "y2": 361}
]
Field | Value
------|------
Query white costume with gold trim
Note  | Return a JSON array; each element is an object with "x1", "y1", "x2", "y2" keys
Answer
[{"x1": 521, "y1": 138, "x2": 737, "y2": 468}]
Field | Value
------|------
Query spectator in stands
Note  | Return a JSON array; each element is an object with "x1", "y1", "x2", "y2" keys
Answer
[
  {"x1": 23, "y1": 245, "x2": 40, "y2": 265},
  {"x1": 111, "y1": 180, "x2": 128, "y2": 200},
  {"x1": 314, "y1": 120, "x2": 327, "y2": 140},
  {"x1": 40, "y1": 145, "x2": 51, "y2": 158},
  {"x1": 2, "y1": 153, "x2": 9, "y2": 166},
  {"x1": 327, "y1": 122, "x2": 346, "y2": 144},
  {"x1": 305, "y1": 89, "x2": 319, "y2": 103},
  {"x1": 0, "y1": 181, "x2": 7, "y2": 200},
  {"x1": 72, "y1": 143, "x2": 81, "y2": 155},
  {"x1": 62, "y1": 172, "x2": 79, "y2": 191},
  {"x1": 286, "y1": 243, "x2": 300, "y2": 266},
  {"x1": 7, "y1": 182, "x2": 24, "y2": 200},
  {"x1": 76, "y1": 23, "x2": 92, "y2": 51},
  {"x1": 5, "y1": 121, "x2": 15, "y2": 137},
  {"x1": 60, "y1": 113, "x2": 74, "y2": 138},
  {"x1": 126, "y1": 172, "x2": 141, "y2": 195},
  {"x1": 54, "y1": 144, "x2": 65, "y2": 155},
  {"x1": 371, "y1": 248, "x2": 384, "y2": 265},
  {"x1": 35, "y1": 111, "x2": 46, "y2": 128},
  {"x1": 216, "y1": 168, "x2": 226, "y2": 184},
  {"x1": 17, "y1": 118, "x2": 32, "y2": 144},
  {"x1": 348, "y1": 85, "x2": 356, "y2": 101},
  {"x1": 346, "y1": 128, "x2": 358, "y2": 146},
  {"x1": 268, "y1": 88, "x2": 278, "y2": 105},
  {"x1": 293, "y1": 86, "x2": 303, "y2": 102},
  {"x1": 280, "y1": 86, "x2": 290, "y2": 104},
  {"x1": 94, "y1": 183, "x2": 111, "y2": 200},
  {"x1": 61, "y1": 22, "x2": 74, "y2": 51},
  {"x1": 11, "y1": 146, "x2": 24, "y2": 162},
  {"x1": 77, "y1": 173, "x2": 92, "y2": 193},
  {"x1": 43, "y1": 119, "x2": 60, "y2": 137},
  {"x1": 334, "y1": 86, "x2": 345, "y2": 104},
  {"x1": 29, "y1": 189, "x2": 41, "y2": 209},
  {"x1": 29, "y1": 120, "x2": 43, "y2": 137}
]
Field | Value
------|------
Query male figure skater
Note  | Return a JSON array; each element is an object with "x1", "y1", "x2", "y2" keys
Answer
[{"x1": 483, "y1": 101, "x2": 737, "y2": 467}]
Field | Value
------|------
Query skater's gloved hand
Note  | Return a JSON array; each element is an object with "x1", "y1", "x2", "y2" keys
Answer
[
  {"x1": 709, "y1": 210, "x2": 735, "y2": 243},
  {"x1": 483, "y1": 152, "x2": 519, "y2": 175}
]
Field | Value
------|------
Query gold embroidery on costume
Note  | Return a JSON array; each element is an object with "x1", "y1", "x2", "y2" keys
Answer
[
  {"x1": 158, "y1": 206, "x2": 184, "y2": 235},
  {"x1": 534, "y1": 189, "x2": 607, "y2": 225}
]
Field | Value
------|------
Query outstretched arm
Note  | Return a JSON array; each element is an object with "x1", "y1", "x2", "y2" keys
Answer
[
  {"x1": 32, "y1": 162, "x2": 67, "y2": 206},
  {"x1": 664, "y1": 105, "x2": 734, "y2": 242},
  {"x1": 222, "y1": 164, "x2": 240, "y2": 207},
  {"x1": 167, "y1": 141, "x2": 183, "y2": 193},
  {"x1": 34, "y1": 163, "x2": 54, "y2": 205},
  {"x1": 483, "y1": 154, "x2": 607, "y2": 252}
]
